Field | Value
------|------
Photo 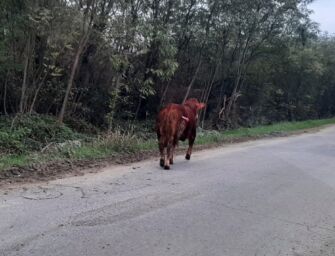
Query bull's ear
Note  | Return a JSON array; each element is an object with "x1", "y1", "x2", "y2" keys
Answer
[{"x1": 197, "y1": 103, "x2": 206, "y2": 110}]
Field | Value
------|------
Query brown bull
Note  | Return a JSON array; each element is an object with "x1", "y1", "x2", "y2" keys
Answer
[{"x1": 156, "y1": 98, "x2": 206, "y2": 169}]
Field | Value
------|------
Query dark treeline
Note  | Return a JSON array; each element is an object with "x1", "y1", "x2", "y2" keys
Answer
[{"x1": 1, "y1": 0, "x2": 335, "y2": 130}]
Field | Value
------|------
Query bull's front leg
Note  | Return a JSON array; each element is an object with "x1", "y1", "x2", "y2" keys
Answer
[{"x1": 186, "y1": 136, "x2": 195, "y2": 160}]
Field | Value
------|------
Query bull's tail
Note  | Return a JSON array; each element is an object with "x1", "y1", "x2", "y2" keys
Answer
[
  {"x1": 158, "y1": 117, "x2": 177, "y2": 147},
  {"x1": 162, "y1": 122, "x2": 176, "y2": 147}
]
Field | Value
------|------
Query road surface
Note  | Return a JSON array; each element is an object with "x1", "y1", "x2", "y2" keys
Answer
[{"x1": 2, "y1": 126, "x2": 335, "y2": 256}]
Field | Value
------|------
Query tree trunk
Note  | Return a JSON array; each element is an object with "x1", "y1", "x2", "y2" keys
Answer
[
  {"x1": 183, "y1": 58, "x2": 202, "y2": 103},
  {"x1": 160, "y1": 80, "x2": 171, "y2": 107},
  {"x1": 29, "y1": 72, "x2": 48, "y2": 114},
  {"x1": 134, "y1": 97, "x2": 142, "y2": 120},
  {"x1": 224, "y1": 33, "x2": 251, "y2": 124},
  {"x1": 3, "y1": 71, "x2": 9, "y2": 115},
  {"x1": 19, "y1": 38, "x2": 31, "y2": 113},
  {"x1": 201, "y1": 65, "x2": 218, "y2": 128},
  {"x1": 58, "y1": 32, "x2": 90, "y2": 123},
  {"x1": 108, "y1": 74, "x2": 122, "y2": 131}
]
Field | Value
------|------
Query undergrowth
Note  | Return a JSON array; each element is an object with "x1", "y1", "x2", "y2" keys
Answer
[
  {"x1": 0, "y1": 115, "x2": 84, "y2": 154},
  {"x1": 1, "y1": 116, "x2": 335, "y2": 171}
]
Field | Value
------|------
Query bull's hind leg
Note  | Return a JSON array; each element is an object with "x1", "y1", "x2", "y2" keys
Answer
[
  {"x1": 159, "y1": 141, "x2": 165, "y2": 167},
  {"x1": 186, "y1": 136, "x2": 195, "y2": 160},
  {"x1": 169, "y1": 145, "x2": 175, "y2": 165},
  {"x1": 164, "y1": 143, "x2": 173, "y2": 170}
]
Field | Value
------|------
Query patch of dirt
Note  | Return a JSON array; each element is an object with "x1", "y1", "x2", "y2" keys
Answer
[
  {"x1": 0, "y1": 151, "x2": 158, "y2": 187},
  {"x1": 0, "y1": 128, "x2": 320, "y2": 186}
]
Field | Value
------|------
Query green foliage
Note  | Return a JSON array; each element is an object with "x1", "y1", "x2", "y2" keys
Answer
[
  {"x1": 2, "y1": 0, "x2": 335, "y2": 173},
  {"x1": 196, "y1": 118, "x2": 335, "y2": 145},
  {"x1": 0, "y1": 115, "x2": 83, "y2": 154},
  {"x1": 2, "y1": 117, "x2": 335, "y2": 171},
  {"x1": 0, "y1": 0, "x2": 335, "y2": 128},
  {"x1": 0, "y1": 154, "x2": 30, "y2": 171}
]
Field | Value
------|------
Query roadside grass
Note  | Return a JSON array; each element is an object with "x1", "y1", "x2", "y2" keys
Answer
[
  {"x1": 0, "y1": 154, "x2": 30, "y2": 171},
  {"x1": 1, "y1": 118, "x2": 335, "y2": 171},
  {"x1": 196, "y1": 118, "x2": 335, "y2": 145}
]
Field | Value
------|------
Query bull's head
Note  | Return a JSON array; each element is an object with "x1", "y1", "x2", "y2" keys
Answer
[
  {"x1": 184, "y1": 98, "x2": 206, "y2": 120},
  {"x1": 196, "y1": 102, "x2": 206, "y2": 110},
  {"x1": 184, "y1": 98, "x2": 206, "y2": 109}
]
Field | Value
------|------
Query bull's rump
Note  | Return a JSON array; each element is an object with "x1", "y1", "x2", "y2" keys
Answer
[{"x1": 156, "y1": 104, "x2": 186, "y2": 146}]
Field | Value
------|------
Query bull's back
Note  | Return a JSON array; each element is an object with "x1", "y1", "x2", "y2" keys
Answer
[{"x1": 156, "y1": 104, "x2": 183, "y2": 145}]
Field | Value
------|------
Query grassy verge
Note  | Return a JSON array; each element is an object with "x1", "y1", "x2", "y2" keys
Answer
[
  {"x1": 196, "y1": 118, "x2": 335, "y2": 145},
  {"x1": 1, "y1": 118, "x2": 335, "y2": 172}
]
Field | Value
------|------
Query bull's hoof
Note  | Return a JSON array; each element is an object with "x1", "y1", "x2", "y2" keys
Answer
[
  {"x1": 185, "y1": 154, "x2": 191, "y2": 160},
  {"x1": 170, "y1": 159, "x2": 174, "y2": 165},
  {"x1": 160, "y1": 159, "x2": 164, "y2": 167},
  {"x1": 164, "y1": 165, "x2": 170, "y2": 170}
]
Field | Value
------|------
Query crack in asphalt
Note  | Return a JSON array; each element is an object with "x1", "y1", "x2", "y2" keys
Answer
[
  {"x1": 70, "y1": 191, "x2": 201, "y2": 227},
  {"x1": 21, "y1": 186, "x2": 63, "y2": 200}
]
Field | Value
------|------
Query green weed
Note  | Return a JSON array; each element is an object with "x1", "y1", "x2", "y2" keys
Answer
[{"x1": 1, "y1": 118, "x2": 335, "y2": 171}]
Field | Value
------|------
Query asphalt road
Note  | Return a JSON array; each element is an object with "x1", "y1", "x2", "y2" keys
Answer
[{"x1": 2, "y1": 126, "x2": 335, "y2": 256}]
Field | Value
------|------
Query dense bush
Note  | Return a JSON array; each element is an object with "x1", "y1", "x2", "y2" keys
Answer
[{"x1": 0, "y1": 115, "x2": 84, "y2": 154}]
